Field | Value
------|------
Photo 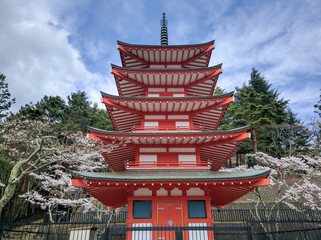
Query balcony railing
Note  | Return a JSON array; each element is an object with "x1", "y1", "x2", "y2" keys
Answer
[
  {"x1": 131, "y1": 126, "x2": 204, "y2": 132},
  {"x1": 125, "y1": 160, "x2": 211, "y2": 170}
]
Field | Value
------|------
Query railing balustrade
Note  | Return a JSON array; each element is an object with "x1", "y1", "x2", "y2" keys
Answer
[{"x1": 125, "y1": 160, "x2": 212, "y2": 170}]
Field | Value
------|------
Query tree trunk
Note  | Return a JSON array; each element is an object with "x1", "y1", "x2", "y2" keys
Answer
[
  {"x1": 252, "y1": 128, "x2": 258, "y2": 153},
  {"x1": 0, "y1": 182, "x2": 18, "y2": 218},
  {"x1": 0, "y1": 139, "x2": 45, "y2": 218}
]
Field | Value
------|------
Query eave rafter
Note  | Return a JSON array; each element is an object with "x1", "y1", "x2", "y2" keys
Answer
[
  {"x1": 200, "y1": 132, "x2": 249, "y2": 148},
  {"x1": 181, "y1": 45, "x2": 214, "y2": 66},
  {"x1": 112, "y1": 65, "x2": 223, "y2": 93},
  {"x1": 102, "y1": 97, "x2": 143, "y2": 116},
  {"x1": 190, "y1": 96, "x2": 233, "y2": 115},
  {"x1": 117, "y1": 41, "x2": 215, "y2": 68},
  {"x1": 112, "y1": 69, "x2": 147, "y2": 89},
  {"x1": 102, "y1": 93, "x2": 233, "y2": 115},
  {"x1": 88, "y1": 127, "x2": 250, "y2": 148},
  {"x1": 118, "y1": 45, "x2": 149, "y2": 66}
]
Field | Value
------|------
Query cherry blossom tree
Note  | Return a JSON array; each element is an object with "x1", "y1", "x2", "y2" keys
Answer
[
  {"x1": 20, "y1": 131, "x2": 109, "y2": 222},
  {"x1": 0, "y1": 118, "x2": 60, "y2": 217},
  {"x1": 0, "y1": 117, "x2": 112, "y2": 221},
  {"x1": 308, "y1": 120, "x2": 321, "y2": 156},
  {"x1": 222, "y1": 152, "x2": 321, "y2": 234}
]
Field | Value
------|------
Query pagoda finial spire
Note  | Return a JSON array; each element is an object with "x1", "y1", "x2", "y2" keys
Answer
[{"x1": 160, "y1": 12, "x2": 168, "y2": 45}]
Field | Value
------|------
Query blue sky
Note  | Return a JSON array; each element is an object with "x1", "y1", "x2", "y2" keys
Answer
[{"x1": 1, "y1": 0, "x2": 320, "y2": 122}]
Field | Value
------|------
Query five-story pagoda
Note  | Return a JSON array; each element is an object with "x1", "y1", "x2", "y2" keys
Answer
[{"x1": 72, "y1": 13, "x2": 270, "y2": 229}]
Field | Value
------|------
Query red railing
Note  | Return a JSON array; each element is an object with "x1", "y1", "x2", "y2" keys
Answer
[
  {"x1": 131, "y1": 126, "x2": 204, "y2": 131},
  {"x1": 125, "y1": 160, "x2": 212, "y2": 170}
]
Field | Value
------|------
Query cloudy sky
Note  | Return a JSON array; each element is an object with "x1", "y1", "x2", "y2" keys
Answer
[{"x1": 1, "y1": 0, "x2": 320, "y2": 122}]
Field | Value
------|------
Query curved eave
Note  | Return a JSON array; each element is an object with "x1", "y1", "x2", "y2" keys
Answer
[
  {"x1": 101, "y1": 91, "x2": 233, "y2": 101},
  {"x1": 72, "y1": 169, "x2": 270, "y2": 209},
  {"x1": 88, "y1": 126, "x2": 250, "y2": 172},
  {"x1": 88, "y1": 125, "x2": 250, "y2": 136},
  {"x1": 117, "y1": 40, "x2": 215, "y2": 49},
  {"x1": 111, "y1": 63, "x2": 222, "y2": 72},
  {"x1": 118, "y1": 40, "x2": 215, "y2": 68},
  {"x1": 72, "y1": 169, "x2": 270, "y2": 181}
]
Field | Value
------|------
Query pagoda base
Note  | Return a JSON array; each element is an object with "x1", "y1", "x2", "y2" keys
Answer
[{"x1": 126, "y1": 193, "x2": 214, "y2": 240}]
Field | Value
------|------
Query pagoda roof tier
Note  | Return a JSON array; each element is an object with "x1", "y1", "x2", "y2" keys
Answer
[
  {"x1": 88, "y1": 126, "x2": 250, "y2": 172},
  {"x1": 102, "y1": 92, "x2": 233, "y2": 132},
  {"x1": 111, "y1": 64, "x2": 222, "y2": 97},
  {"x1": 72, "y1": 169, "x2": 270, "y2": 209},
  {"x1": 117, "y1": 40, "x2": 215, "y2": 68}
]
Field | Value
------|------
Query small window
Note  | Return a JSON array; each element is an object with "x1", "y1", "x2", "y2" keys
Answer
[
  {"x1": 188, "y1": 200, "x2": 207, "y2": 218},
  {"x1": 133, "y1": 200, "x2": 152, "y2": 219}
]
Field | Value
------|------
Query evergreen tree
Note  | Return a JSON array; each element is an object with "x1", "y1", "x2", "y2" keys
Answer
[
  {"x1": 17, "y1": 91, "x2": 114, "y2": 133},
  {"x1": 213, "y1": 86, "x2": 225, "y2": 95},
  {"x1": 220, "y1": 68, "x2": 289, "y2": 153},
  {"x1": 19, "y1": 96, "x2": 66, "y2": 123},
  {"x1": 64, "y1": 91, "x2": 113, "y2": 132},
  {"x1": 314, "y1": 89, "x2": 321, "y2": 118},
  {"x1": 0, "y1": 74, "x2": 15, "y2": 118}
]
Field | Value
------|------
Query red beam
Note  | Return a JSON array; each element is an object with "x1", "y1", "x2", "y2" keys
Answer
[
  {"x1": 182, "y1": 45, "x2": 214, "y2": 66},
  {"x1": 112, "y1": 69, "x2": 147, "y2": 89},
  {"x1": 191, "y1": 97, "x2": 233, "y2": 115},
  {"x1": 102, "y1": 98, "x2": 143, "y2": 116},
  {"x1": 200, "y1": 133, "x2": 249, "y2": 147},
  {"x1": 118, "y1": 45, "x2": 149, "y2": 65}
]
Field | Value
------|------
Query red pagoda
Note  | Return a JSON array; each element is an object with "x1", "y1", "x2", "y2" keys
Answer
[{"x1": 72, "y1": 13, "x2": 270, "y2": 231}]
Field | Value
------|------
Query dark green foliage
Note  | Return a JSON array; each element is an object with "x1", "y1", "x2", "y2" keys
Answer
[
  {"x1": 314, "y1": 89, "x2": 321, "y2": 117},
  {"x1": 261, "y1": 123, "x2": 310, "y2": 158},
  {"x1": 0, "y1": 153, "x2": 12, "y2": 186},
  {"x1": 19, "y1": 96, "x2": 66, "y2": 123},
  {"x1": 63, "y1": 91, "x2": 113, "y2": 132},
  {"x1": 220, "y1": 68, "x2": 291, "y2": 153},
  {"x1": 0, "y1": 74, "x2": 15, "y2": 118},
  {"x1": 17, "y1": 91, "x2": 114, "y2": 133},
  {"x1": 213, "y1": 86, "x2": 225, "y2": 95}
]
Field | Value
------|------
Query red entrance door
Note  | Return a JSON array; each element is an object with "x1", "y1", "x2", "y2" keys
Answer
[
  {"x1": 157, "y1": 201, "x2": 183, "y2": 226},
  {"x1": 157, "y1": 201, "x2": 183, "y2": 239}
]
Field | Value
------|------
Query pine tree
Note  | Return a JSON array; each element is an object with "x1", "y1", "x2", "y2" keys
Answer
[
  {"x1": 17, "y1": 91, "x2": 114, "y2": 133},
  {"x1": 0, "y1": 74, "x2": 15, "y2": 118},
  {"x1": 314, "y1": 89, "x2": 321, "y2": 118},
  {"x1": 220, "y1": 68, "x2": 289, "y2": 153}
]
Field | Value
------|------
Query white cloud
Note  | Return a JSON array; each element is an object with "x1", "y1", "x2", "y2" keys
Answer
[
  {"x1": 1, "y1": 0, "x2": 320, "y2": 122},
  {"x1": 0, "y1": 0, "x2": 117, "y2": 112},
  {"x1": 205, "y1": 0, "x2": 321, "y2": 120}
]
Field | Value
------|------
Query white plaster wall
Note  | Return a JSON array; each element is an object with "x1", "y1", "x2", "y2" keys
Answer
[
  {"x1": 156, "y1": 188, "x2": 168, "y2": 196},
  {"x1": 186, "y1": 188, "x2": 204, "y2": 196},
  {"x1": 178, "y1": 155, "x2": 196, "y2": 162},
  {"x1": 168, "y1": 115, "x2": 189, "y2": 119},
  {"x1": 145, "y1": 115, "x2": 166, "y2": 119},
  {"x1": 139, "y1": 155, "x2": 157, "y2": 162},
  {"x1": 144, "y1": 122, "x2": 159, "y2": 127},
  {"x1": 133, "y1": 188, "x2": 152, "y2": 196},
  {"x1": 169, "y1": 148, "x2": 195, "y2": 152},
  {"x1": 171, "y1": 188, "x2": 182, "y2": 196},
  {"x1": 173, "y1": 94, "x2": 185, "y2": 97},
  {"x1": 176, "y1": 121, "x2": 190, "y2": 127},
  {"x1": 148, "y1": 87, "x2": 165, "y2": 92},
  {"x1": 167, "y1": 88, "x2": 184, "y2": 92},
  {"x1": 147, "y1": 94, "x2": 159, "y2": 97},
  {"x1": 140, "y1": 148, "x2": 167, "y2": 152}
]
